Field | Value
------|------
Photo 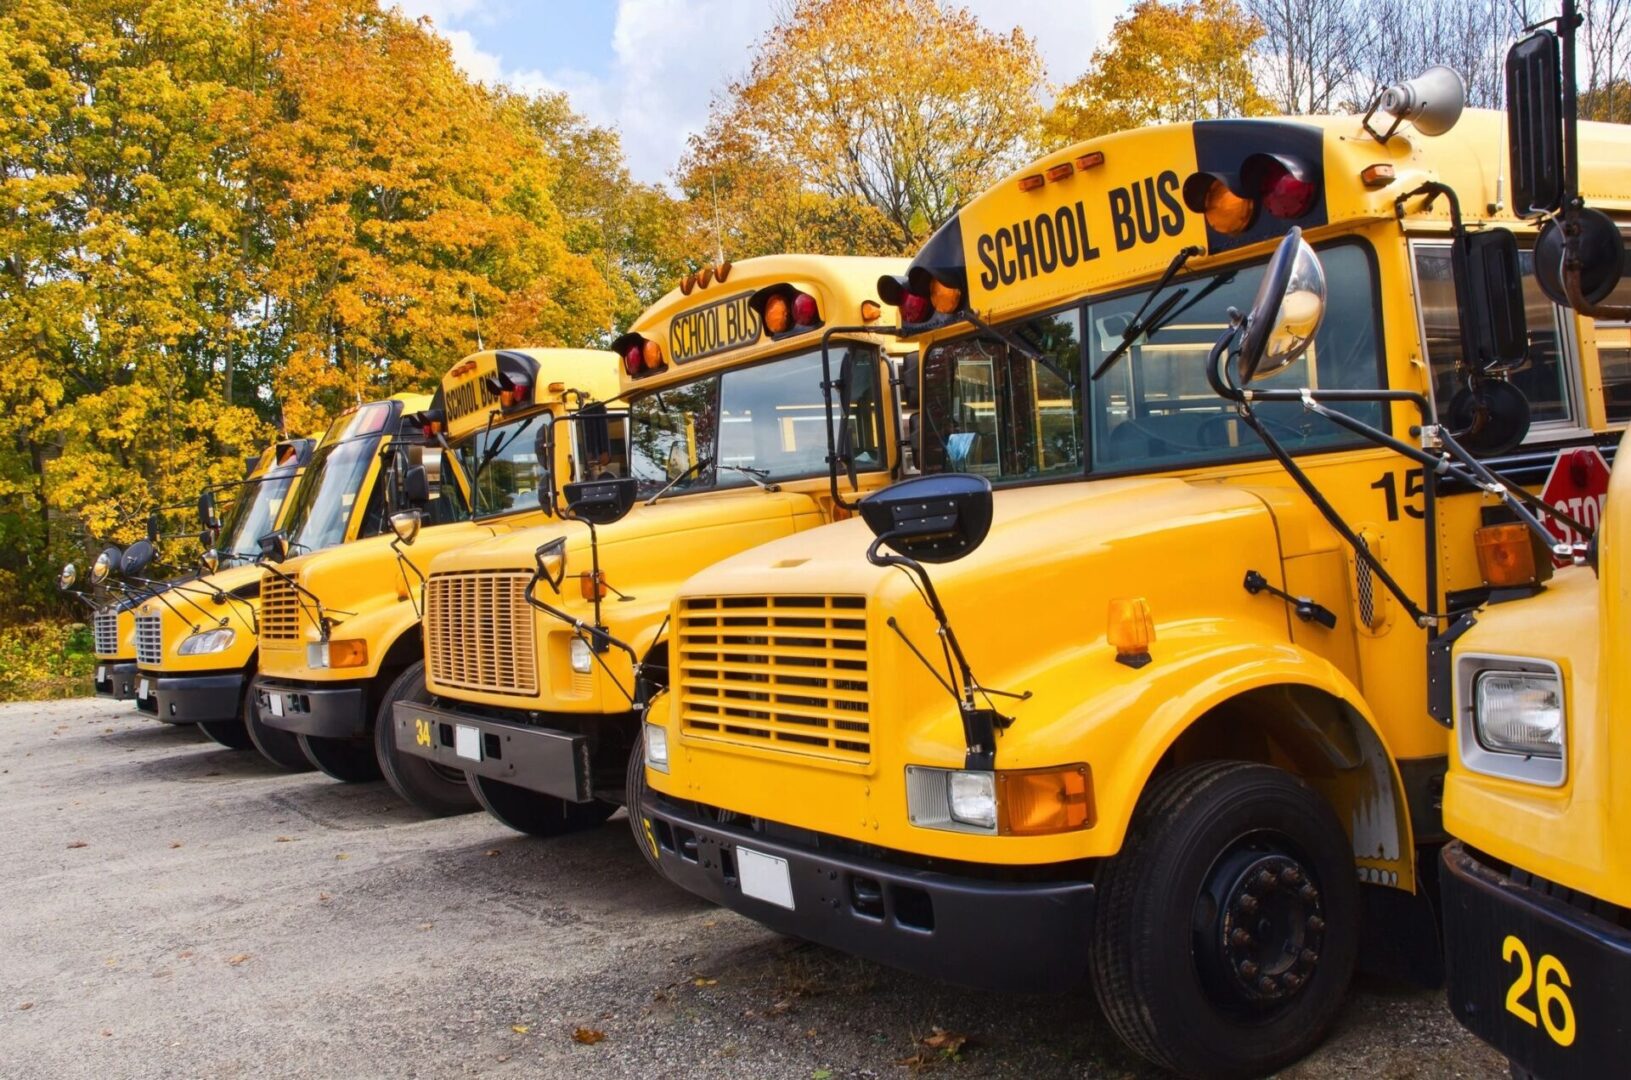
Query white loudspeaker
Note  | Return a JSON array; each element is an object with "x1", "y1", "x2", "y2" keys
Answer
[{"x1": 1380, "y1": 65, "x2": 1467, "y2": 136}]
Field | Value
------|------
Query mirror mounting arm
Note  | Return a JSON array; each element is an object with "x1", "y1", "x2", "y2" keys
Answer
[
  {"x1": 819, "y1": 325, "x2": 914, "y2": 511},
  {"x1": 391, "y1": 540, "x2": 426, "y2": 619}
]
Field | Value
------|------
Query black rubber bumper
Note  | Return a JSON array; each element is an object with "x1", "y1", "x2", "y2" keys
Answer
[
  {"x1": 642, "y1": 793, "x2": 1095, "y2": 993},
  {"x1": 390, "y1": 701, "x2": 593, "y2": 801},
  {"x1": 1442, "y1": 841, "x2": 1631, "y2": 1078},
  {"x1": 94, "y1": 661, "x2": 139, "y2": 701},
  {"x1": 141, "y1": 672, "x2": 244, "y2": 724},
  {"x1": 253, "y1": 677, "x2": 370, "y2": 738}
]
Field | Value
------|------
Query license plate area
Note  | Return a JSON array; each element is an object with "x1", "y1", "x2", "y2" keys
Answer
[
  {"x1": 267, "y1": 692, "x2": 284, "y2": 717},
  {"x1": 454, "y1": 723, "x2": 482, "y2": 762},
  {"x1": 137, "y1": 678, "x2": 150, "y2": 700},
  {"x1": 737, "y1": 846, "x2": 794, "y2": 910}
]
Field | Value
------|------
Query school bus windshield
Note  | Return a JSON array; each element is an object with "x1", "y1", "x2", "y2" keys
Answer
[
  {"x1": 919, "y1": 242, "x2": 1387, "y2": 481},
  {"x1": 626, "y1": 345, "x2": 883, "y2": 499},
  {"x1": 281, "y1": 435, "x2": 384, "y2": 554},
  {"x1": 217, "y1": 464, "x2": 300, "y2": 565},
  {"x1": 455, "y1": 415, "x2": 547, "y2": 518}
]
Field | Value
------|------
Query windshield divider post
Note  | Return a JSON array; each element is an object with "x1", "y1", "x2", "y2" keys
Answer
[{"x1": 819, "y1": 325, "x2": 914, "y2": 511}]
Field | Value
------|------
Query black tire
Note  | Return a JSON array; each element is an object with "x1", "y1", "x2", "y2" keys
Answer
[
  {"x1": 469, "y1": 773, "x2": 616, "y2": 838},
  {"x1": 299, "y1": 732, "x2": 382, "y2": 783},
  {"x1": 245, "y1": 689, "x2": 315, "y2": 772},
  {"x1": 375, "y1": 662, "x2": 477, "y2": 815},
  {"x1": 1090, "y1": 761, "x2": 1359, "y2": 1080},
  {"x1": 198, "y1": 718, "x2": 253, "y2": 751},
  {"x1": 626, "y1": 733, "x2": 661, "y2": 872}
]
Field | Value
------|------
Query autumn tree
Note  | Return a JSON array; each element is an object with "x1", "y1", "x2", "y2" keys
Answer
[
  {"x1": 1045, "y1": 0, "x2": 1272, "y2": 145},
  {"x1": 678, "y1": 0, "x2": 1046, "y2": 255}
]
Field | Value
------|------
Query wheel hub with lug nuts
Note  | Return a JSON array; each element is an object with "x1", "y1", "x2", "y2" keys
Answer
[{"x1": 1196, "y1": 846, "x2": 1325, "y2": 1008}]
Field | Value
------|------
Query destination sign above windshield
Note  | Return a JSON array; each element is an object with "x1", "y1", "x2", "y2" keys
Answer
[{"x1": 669, "y1": 291, "x2": 761, "y2": 364}]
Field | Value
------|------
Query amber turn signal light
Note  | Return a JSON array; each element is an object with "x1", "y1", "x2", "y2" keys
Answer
[
  {"x1": 998, "y1": 765, "x2": 1095, "y2": 835},
  {"x1": 1017, "y1": 173, "x2": 1045, "y2": 192},
  {"x1": 580, "y1": 570, "x2": 608, "y2": 601},
  {"x1": 1475, "y1": 523, "x2": 1539, "y2": 587},
  {"x1": 1107, "y1": 597, "x2": 1154, "y2": 668},
  {"x1": 327, "y1": 639, "x2": 369, "y2": 669},
  {"x1": 928, "y1": 278, "x2": 961, "y2": 314}
]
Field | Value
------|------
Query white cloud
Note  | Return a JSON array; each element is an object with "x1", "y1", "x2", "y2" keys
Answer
[{"x1": 413, "y1": 0, "x2": 1129, "y2": 186}]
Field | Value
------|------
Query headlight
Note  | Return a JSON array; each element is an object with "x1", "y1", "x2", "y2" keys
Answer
[
  {"x1": 307, "y1": 642, "x2": 329, "y2": 669},
  {"x1": 644, "y1": 723, "x2": 669, "y2": 773},
  {"x1": 906, "y1": 764, "x2": 1094, "y2": 835},
  {"x1": 307, "y1": 639, "x2": 367, "y2": 670},
  {"x1": 569, "y1": 636, "x2": 593, "y2": 674},
  {"x1": 1475, "y1": 671, "x2": 1564, "y2": 758},
  {"x1": 178, "y1": 628, "x2": 236, "y2": 655}
]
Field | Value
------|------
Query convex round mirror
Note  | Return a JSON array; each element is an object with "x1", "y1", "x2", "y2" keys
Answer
[
  {"x1": 92, "y1": 545, "x2": 122, "y2": 584},
  {"x1": 120, "y1": 539, "x2": 155, "y2": 578},
  {"x1": 201, "y1": 549, "x2": 220, "y2": 574},
  {"x1": 58, "y1": 562, "x2": 77, "y2": 590},
  {"x1": 1237, "y1": 227, "x2": 1326, "y2": 386},
  {"x1": 858, "y1": 473, "x2": 993, "y2": 564}
]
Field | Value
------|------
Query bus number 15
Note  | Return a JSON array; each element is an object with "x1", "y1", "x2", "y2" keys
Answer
[{"x1": 1371, "y1": 469, "x2": 1425, "y2": 522}]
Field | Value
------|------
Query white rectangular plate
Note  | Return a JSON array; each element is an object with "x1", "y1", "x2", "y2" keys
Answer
[
  {"x1": 736, "y1": 846, "x2": 794, "y2": 910},
  {"x1": 454, "y1": 723, "x2": 482, "y2": 762},
  {"x1": 267, "y1": 693, "x2": 284, "y2": 717},
  {"x1": 137, "y1": 678, "x2": 149, "y2": 699},
  {"x1": 97, "y1": 666, "x2": 106, "y2": 682}
]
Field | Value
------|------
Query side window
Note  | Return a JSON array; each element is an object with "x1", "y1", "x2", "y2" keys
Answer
[
  {"x1": 919, "y1": 310, "x2": 1083, "y2": 482},
  {"x1": 1413, "y1": 243, "x2": 1576, "y2": 427},
  {"x1": 1594, "y1": 246, "x2": 1631, "y2": 422},
  {"x1": 357, "y1": 465, "x2": 390, "y2": 539}
]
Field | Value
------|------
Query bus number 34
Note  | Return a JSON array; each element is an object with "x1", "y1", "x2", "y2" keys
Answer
[{"x1": 1502, "y1": 934, "x2": 1577, "y2": 1047}]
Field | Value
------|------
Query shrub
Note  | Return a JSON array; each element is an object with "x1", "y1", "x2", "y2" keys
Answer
[{"x1": 0, "y1": 621, "x2": 97, "y2": 702}]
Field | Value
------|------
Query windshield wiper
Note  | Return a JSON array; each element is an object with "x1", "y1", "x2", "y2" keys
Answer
[
  {"x1": 473, "y1": 414, "x2": 532, "y2": 489},
  {"x1": 718, "y1": 463, "x2": 780, "y2": 492},
  {"x1": 1092, "y1": 244, "x2": 1203, "y2": 381},
  {"x1": 644, "y1": 457, "x2": 713, "y2": 505}
]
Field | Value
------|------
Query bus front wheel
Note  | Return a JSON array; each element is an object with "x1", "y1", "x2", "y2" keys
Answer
[
  {"x1": 1090, "y1": 760, "x2": 1359, "y2": 1080},
  {"x1": 375, "y1": 662, "x2": 477, "y2": 816},
  {"x1": 246, "y1": 692, "x2": 313, "y2": 772},
  {"x1": 469, "y1": 774, "x2": 616, "y2": 838}
]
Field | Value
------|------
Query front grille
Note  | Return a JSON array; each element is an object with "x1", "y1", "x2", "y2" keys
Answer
[
  {"x1": 94, "y1": 609, "x2": 119, "y2": 655},
  {"x1": 259, "y1": 572, "x2": 302, "y2": 646},
  {"x1": 136, "y1": 614, "x2": 163, "y2": 666},
  {"x1": 424, "y1": 570, "x2": 538, "y2": 696},
  {"x1": 677, "y1": 595, "x2": 871, "y2": 764}
]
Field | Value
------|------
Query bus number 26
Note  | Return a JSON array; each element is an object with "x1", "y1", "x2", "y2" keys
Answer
[{"x1": 1503, "y1": 934, "x2": 1577, "y2": 1047}]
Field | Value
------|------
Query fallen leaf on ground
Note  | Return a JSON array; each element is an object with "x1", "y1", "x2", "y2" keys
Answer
[
  {"x1": 226, "y1": 954, "x2": 250, "y2": 966},
  {"x1": 572, "y1": 1027, "x2": 606, "y2": 1045},
  {"x1": 767, "y1": 1000, "x2": 793, "y2": 1016},
  {"x1": 496, "y1": 1055, "x2": 510, "y2": 1063},
  {"x1": 318, "y1": 892, "x2": 331, "y2": 903},
  {"x1": 100, "y1": 1029, "x2": 111, "y2": 1037},
  {"x1": 66, "y1": 841, "x2": 87, "y2": 849},
  {"x1": 920, "y1": 1028, "x2": 968, "y2": 1053},
  {"x1": 274, "y1": 836, "x2": 294, "y2": 843},
  {"x1": 169, "y1": 841, "x2": 182, "y2": 849},
  {"x1": 17, "y1": 1002, "x2": 32, "y2": 1011},
  {"x1": 177, "y1": 951, "x2": 194, "y2": 960},
  {"x1": 484, "y1": 849, "x2": 500, "y2": 857},
  {"x1": 693, "y1": 977, "x2": 717, "y2": 987},
  {"x1": 334, "y1": 852, "x2": 349, "y2": 860},
  {"x1": 418, "y1": 922, "x2": 433, "y2": 931},
  {"x1": 511, "y1": 1024, "x2": 529, "y2": 1034}
]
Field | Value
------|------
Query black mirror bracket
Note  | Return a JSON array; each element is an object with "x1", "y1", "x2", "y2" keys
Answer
[
  {"x1": 818, "y1": 325, "x2": 918, "y2": 511},
  {"x1": 865, "y1": 534, "x2": 1027, "y2": 770}
]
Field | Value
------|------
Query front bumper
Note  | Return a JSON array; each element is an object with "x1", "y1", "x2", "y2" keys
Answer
[
  {"x1": 94, "y1": 661, "x2": 139, "y2": 701},
  {"x1": 1442, "y1": 841, "x2": 1631, "y2": 1077},
  {"x1": 641, "y1": 792, "x2": 1095, "y2": 993},
  {"x1": 390, "y1": 701, "x2": 593, "y2": 801},
  {"x1": 253, "y1": 677, "x2": 370, "y2": 738},
  {"x1": 136, "y1": 671, "x2": 244, "y2": 724}
]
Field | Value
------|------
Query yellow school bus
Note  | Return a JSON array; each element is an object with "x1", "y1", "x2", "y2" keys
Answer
[
  {"x1": 77, "y1": 437, "x2": 316, "y2": 705},
  {"x1": 250, "y1": 349, "x2": 619, "y2": 795},
  {"x1": 385, "y1": 255, "x2": 911, "y2": 833},
  {"x1": 638, "y1": 110, "x2": 1631, "y2": 1077},
  {"x1": 132, "y1": 397, "x2": 426, "y2": 759}
]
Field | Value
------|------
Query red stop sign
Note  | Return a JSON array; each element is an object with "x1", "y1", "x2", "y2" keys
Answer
[{"x1": 1539, "y1": 446, "x2": 1612, "y2": 563}]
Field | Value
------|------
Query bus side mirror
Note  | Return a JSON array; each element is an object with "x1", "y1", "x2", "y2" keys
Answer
[
  {"x1": 859, "y1": 473, "x2": 993, "y2": 564},
  {"x1": 92, "y1": 545, "x2": 122, "y2": 584},
  {"x1": 258, "y1": 531, "x2": 290, "y2": 564},
  {"x1": 1506, "y1": 30, "x2": 1565, "y2": 218},
  {"x1": 58, "y1": 562, "x2": 77, "y2": 591},
  {"x1": 147, "y1": 512, "x2": 162, "y2": 544},
  {"x1": 1453, "y1": 228, "x2": 1528, "y2": 371},
  {"x1": 198, "y1": 490, "x2": 218, "y2": 530},
  {"x1": 121, "y1": 539, "x2": 155, "y2": 577},
  {"x1": 403, "y1": 464, "x2": 430, "y2": 506},
  {"x1": 563, "y1": 477, "x2": 637, "y2": 526},
  {"x1": 900, "y1": 351, "x2": 920, "y2": 410},
  {"x1": 1236, "y1": 229, "x2": 1326, "y2": 385}
]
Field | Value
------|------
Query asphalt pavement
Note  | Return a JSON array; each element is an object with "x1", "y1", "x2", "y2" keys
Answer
[{"x1": 0, "y1": 697, "x2": 1507, "y2": 1079}]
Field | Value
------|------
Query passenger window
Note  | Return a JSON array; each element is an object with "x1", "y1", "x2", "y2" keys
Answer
[
  {"x1": 1413, "y1": 244, "x2": 1576, "y2": 427},
  {"x1": 1593, "y1": 245, "x2": 1631, "y2": 422}
]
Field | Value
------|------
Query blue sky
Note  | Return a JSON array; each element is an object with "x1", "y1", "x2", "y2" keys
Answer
[{"x1": 393, "y1": 1, "x2": 1136, "y2": 185}]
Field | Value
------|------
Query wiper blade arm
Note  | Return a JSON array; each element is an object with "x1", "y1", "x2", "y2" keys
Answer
[
  {"x1": 718, "y1": 464, "x2": 780, "y2": 492},
  {"x1": 1092, "y1": 244, "x2": 1203, "y2": 381},
  {"x1": 643, "y1": 457, "x2": 713, "y2": 506}
]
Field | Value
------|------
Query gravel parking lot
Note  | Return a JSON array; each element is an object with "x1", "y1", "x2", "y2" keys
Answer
[{"x1": 2, "y1": 696, "x2": 1507, "y2": 1079}]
